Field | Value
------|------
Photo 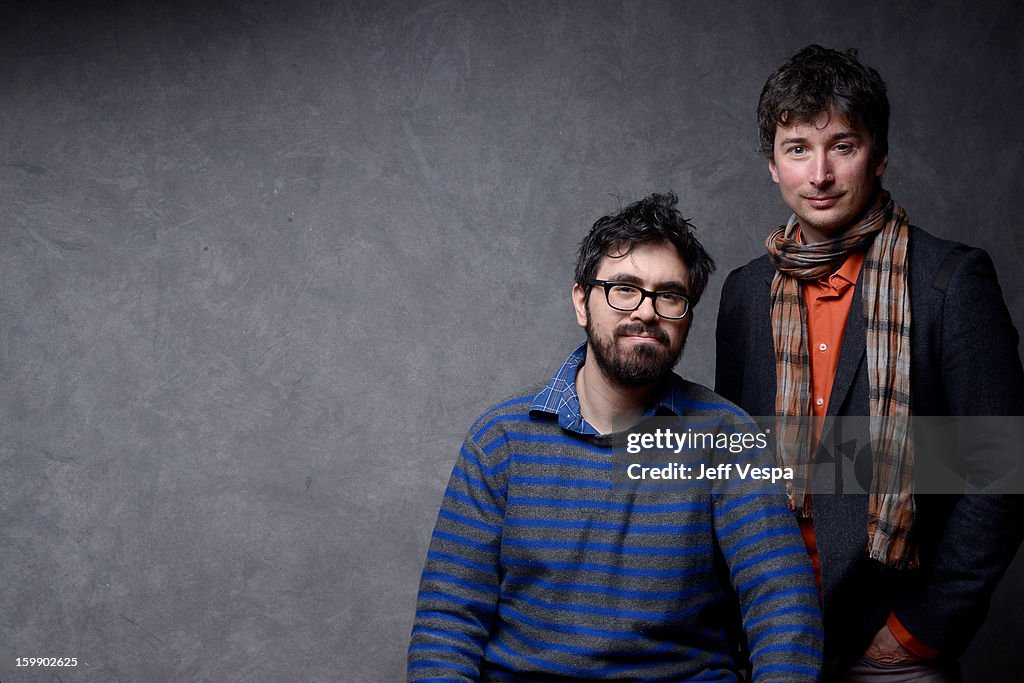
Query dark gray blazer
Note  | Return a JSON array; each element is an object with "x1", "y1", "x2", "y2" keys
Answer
[{"x1": 715, "y1": 225, "x2": 1024, "y2": 665}]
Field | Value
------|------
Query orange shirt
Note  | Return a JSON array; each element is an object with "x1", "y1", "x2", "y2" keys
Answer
[
  {"x1": 795, "y1": 245, "x2": 937, "y2": 658},
  {"x1": 803, "y1": 249, "x2": 865, "y2": 445}
]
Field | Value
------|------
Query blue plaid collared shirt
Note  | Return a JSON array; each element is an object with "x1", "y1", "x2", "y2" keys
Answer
[{"x1": 529, "y1": 343, "x2": 688, "y2": 435}]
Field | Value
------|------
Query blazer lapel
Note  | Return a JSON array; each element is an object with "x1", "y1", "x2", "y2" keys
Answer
[
  {"x1": 825, "y1": 275, "x2": 866, "y2": 419},
  {"x1": 757, "y1": 261, "x2": 866, "y2": 422}
]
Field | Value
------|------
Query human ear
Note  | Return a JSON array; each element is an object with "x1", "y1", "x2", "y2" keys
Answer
[
  {"x1": 572, "y1": 283, "x2": 588, "y2": 329},
  {"x1": 874, "y1": 153, "x2": 889, "y2": 178}
]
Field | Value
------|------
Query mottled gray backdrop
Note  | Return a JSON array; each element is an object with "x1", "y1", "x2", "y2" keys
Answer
[{"x1": 2, "y1": 1, "x2": 1022, "y2": 680}]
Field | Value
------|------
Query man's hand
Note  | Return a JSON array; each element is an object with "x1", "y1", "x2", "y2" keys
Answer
[{"x1": 863, "y1": 625, "x2": 922, "y2": 665}]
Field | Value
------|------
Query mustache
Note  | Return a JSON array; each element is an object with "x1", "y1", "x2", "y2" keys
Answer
[{"x1": 615, "y1": 322, "x2": 669, "y2": 344}]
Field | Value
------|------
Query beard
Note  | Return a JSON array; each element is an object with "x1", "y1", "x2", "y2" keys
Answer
[{"x1": 585, "y1": 316, "x2": 684, "y2": 387}]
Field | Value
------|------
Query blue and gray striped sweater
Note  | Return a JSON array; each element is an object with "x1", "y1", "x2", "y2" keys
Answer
[{"x1": 409, "y1": 348, "x2": 823, "y2": 681}]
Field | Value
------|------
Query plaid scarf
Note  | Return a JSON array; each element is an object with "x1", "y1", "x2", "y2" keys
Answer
[{"x1": 766, "y1": 191, "x2": 918, "y2": 568}]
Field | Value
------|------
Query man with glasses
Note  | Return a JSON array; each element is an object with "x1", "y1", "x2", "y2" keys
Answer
[
  {"x1": 409, "y1": 192, "x2": 823, "y2": 681},
  {"x1": 716, "y1": 45, "x2": 1024, "y2": 680}
]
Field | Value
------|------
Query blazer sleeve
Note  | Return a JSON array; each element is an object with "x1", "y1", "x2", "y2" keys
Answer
[{"x1": 891, "y1": 247, "x2": 1024, "y2": 654}]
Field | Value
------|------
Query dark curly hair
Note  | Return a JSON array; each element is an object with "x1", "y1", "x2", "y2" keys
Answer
[
  {"x1": 757, "y1": 44, "x2": 889, "y2": 161},
  {"x1": 574, "y1": 192, "x2": 715, "y2": 307}
]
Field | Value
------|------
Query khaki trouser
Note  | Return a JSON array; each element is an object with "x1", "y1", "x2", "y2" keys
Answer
[{"x1": 836, "y1": 656, "x2": 961, "y2": 682}]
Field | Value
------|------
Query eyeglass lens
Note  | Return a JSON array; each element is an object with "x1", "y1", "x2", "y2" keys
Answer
[{"x1": 606, "y1": 285, "x2": 688, "y2": 318}]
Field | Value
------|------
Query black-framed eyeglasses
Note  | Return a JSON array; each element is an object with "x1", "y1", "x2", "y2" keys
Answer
[{"x1": 587, "y1": 279, "x2": 691, "y2": 320}]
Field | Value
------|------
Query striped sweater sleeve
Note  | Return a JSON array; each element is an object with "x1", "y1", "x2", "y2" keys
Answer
[
  {"x1": 712, "y1": 447, "x2": 824, "y2": 681},
  {"x1": 408, "y1": 430, "x2": 508, "y2": 682}
]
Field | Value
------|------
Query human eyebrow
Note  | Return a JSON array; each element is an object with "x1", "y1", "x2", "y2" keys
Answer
[
  {"x1": 777, "y1": 135, "x2": 809, "y2": 147},
  {"x1": 601, "y1": 274, "x2": 644, "y2": 285},
  {"x1": 654, "y1": 280, "x2": 690, "y2": 294},
  {"x1": 827, "y1": 131, "x2": 863, "y2": 145}
]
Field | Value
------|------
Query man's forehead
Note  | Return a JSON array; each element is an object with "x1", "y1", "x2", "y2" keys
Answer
[
  {"x1": 596, "y1": 241, "x2": 689, "y2": 283},
  {"x1": 775, "y1": 108, "x2": 866, "y2": 138}
]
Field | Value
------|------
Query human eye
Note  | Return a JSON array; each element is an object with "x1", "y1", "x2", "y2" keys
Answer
[
  {"x1": 787, "y1": 145, "x2": 807, "y2": 156},
  {"x1": 611, "y1": 284, "x2": 639, "y2": 295},
  {"x1": 657, "y1": 291, "x2": 683, "y2": 303},
  {"x1": 833, "y1": 142, "x2": 854, "y2": 154}
]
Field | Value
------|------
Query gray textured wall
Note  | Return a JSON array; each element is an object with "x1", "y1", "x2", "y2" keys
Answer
[{"x1": 2, "y1": 1, "x2": 1022, "y2": 680}]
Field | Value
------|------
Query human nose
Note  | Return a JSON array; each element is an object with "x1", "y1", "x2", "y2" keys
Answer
[
  {"x1": 629, "y1": 293, "x2": 659, "y2": 322},
  {"x1": 810, "y1": 154, "x2": 834, "y2": 187}
]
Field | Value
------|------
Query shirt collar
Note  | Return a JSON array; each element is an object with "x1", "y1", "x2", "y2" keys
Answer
[
  {"x1": 530, "y1": 343, "x2": 686, "y2": 435},
  {"x1": 832, "y1": 248, "x2": 865, "y2": 286}
]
